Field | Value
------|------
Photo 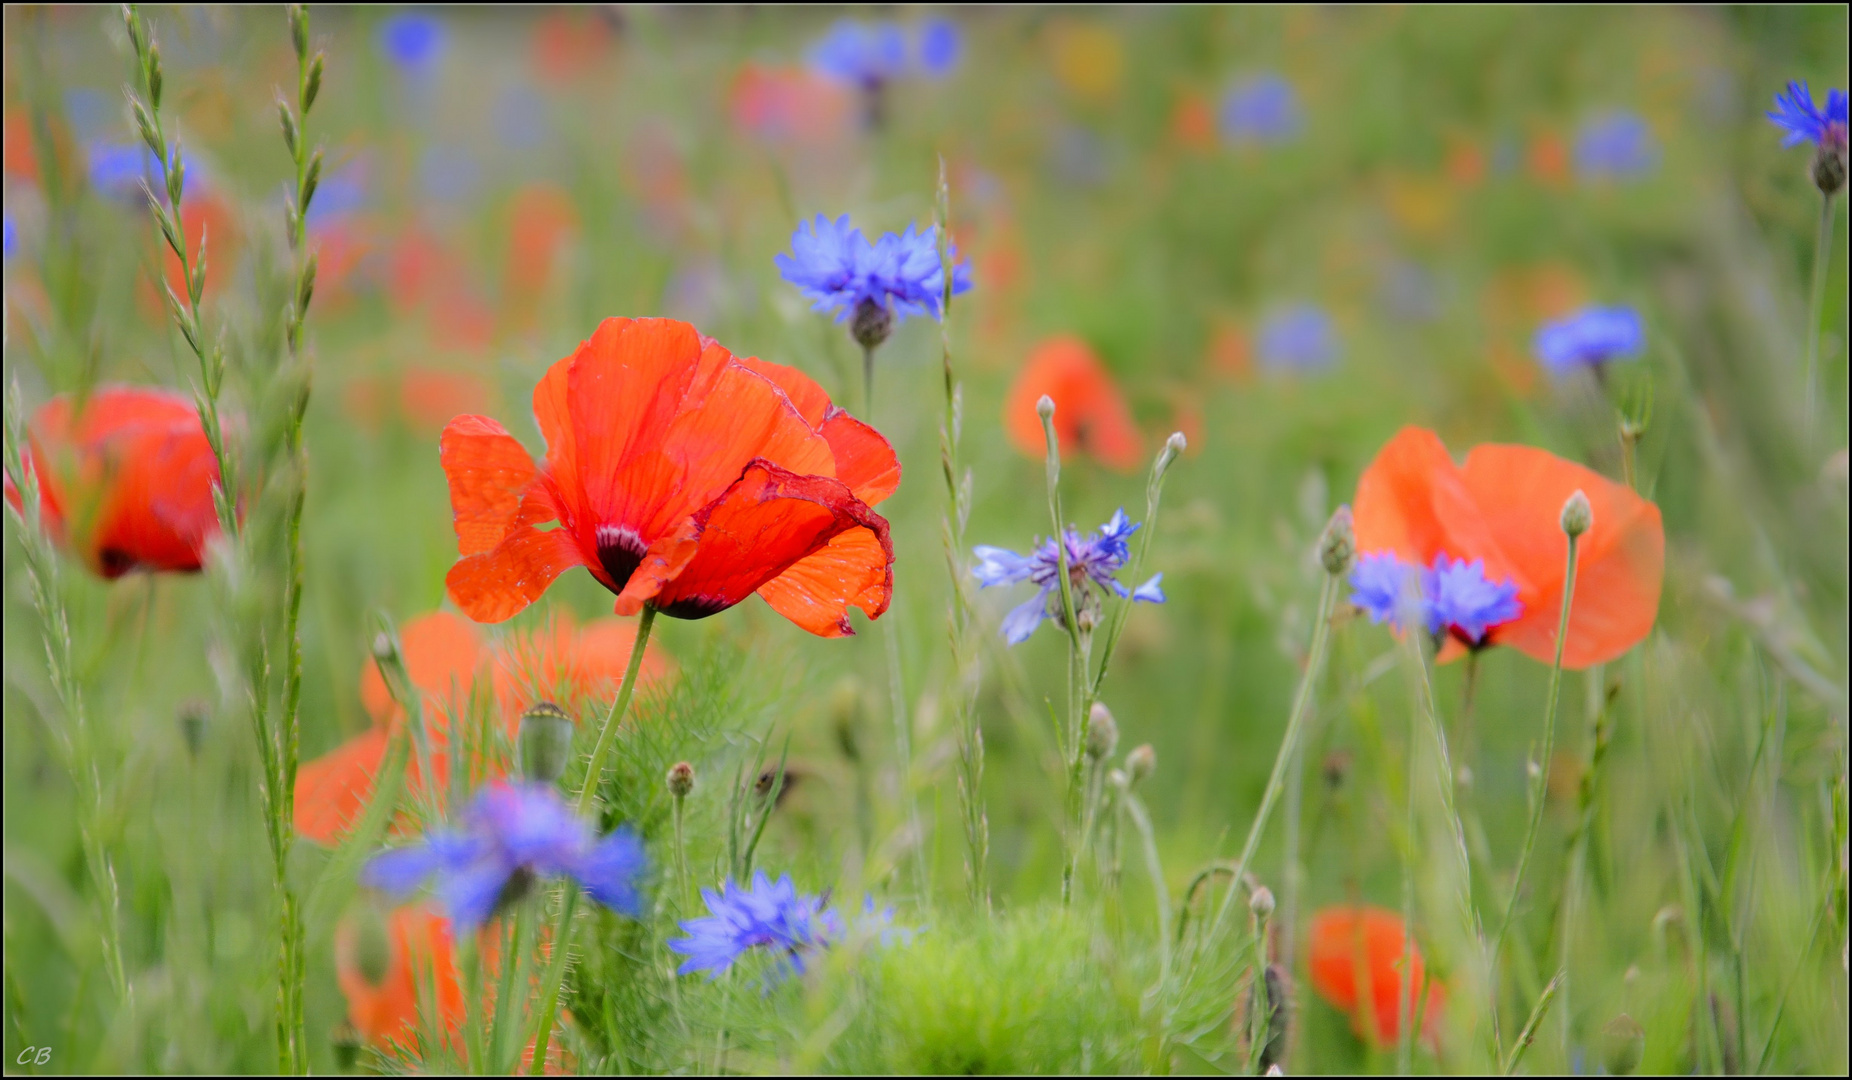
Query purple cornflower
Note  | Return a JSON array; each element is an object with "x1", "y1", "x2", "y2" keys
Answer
[
  {"x1": 1767, "y1": 80, "x2": 1848, "y2": 151},
  {"x1": 667, "y1": 871, "x2": 840, "y2": 980},
  {"x1": 1219, "y1": 74, "x2": 1302, "y2": 145},
  {"x1": 1533, "y1": 306, "x2": 1644, "y2": 376},
  {"x1": 379, "y1": 11, "x2": 444, "y2": 73},
  {"x1": 1349, "y1": 551, "x2": 1522, "y2": 647},
  {"x1": 1574, "y1": 111, "x2": 1659, "y2": 181},
  {"x1": 810, "y1": 18, "x2": 959, "y2": 86},
  {"x1": 973, "y1": 509, "x2": 1166, "y2": 646},
  {"x1": 776, "y1": 214, "x2": 972, "y2": 329},
  {"x1": 363, "y1": 782, "x2": 647, "y2": 932},
  {"x1": 1257, "y1": 304, "x2": 1340, "y2": 372}
]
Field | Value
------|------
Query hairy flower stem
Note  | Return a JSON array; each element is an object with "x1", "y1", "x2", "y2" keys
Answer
[
  {"x1": 576, "y1": 605, "x2": 658, "y2": 818},
  {"x1": 1803, "y1": 191, "x2": 1836, "y2": 436},
  {"x1": 1490, "y1": 529, "x2": 1582, "y2": 1058},
  {"x1": 1205, "y1": 573, "x2": 1340, "y2": 950},
  {"x1": 935, "y1": 161, "x2": 987, "y2": 908},
  {"x1": 1397, "y1": 655, "x2": 1420, "y2": 1074}
]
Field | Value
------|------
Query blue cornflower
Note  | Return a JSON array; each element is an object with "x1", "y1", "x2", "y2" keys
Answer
[
  {"x1": 667, "y1": 871, "x2": 840, "y2": 980},
  {"x1": 917, "y1": 18, "x2": 962, "y2": 77},
  {"x1": 1533, "y1": 306, "x2": 1644, "y2": 376},
  {"x1": 304, "y1": 163, "x2": 366, "y2": 228},
  {"x1": 379, "y1": 11, "x2": 444, "y2": 73},
  {"x1": 1257, "y1": 304, "x2": 1339, "y2": 372},
  {"x1": 776, "y1": 214, "x2": 972, "y2": 329},
  {"x1": 86, "y1": 141, "x2": 160, "y2": 202},
  {"x1": 973, "y1": 509, "x2": 1166, "y2": 646},
  {"x1": 1574, "y1": 111, "x2": 1659, "y2": 181},
  {"x1": 1767, "y1": 80, "x2": 1848, "y2": 150},
  {"x1": 1219, "y1": 74, "x2": 1302, "y2": 145},
  {"x1": 811, "y1": 20, "x2": 909, "y2": 87},
  {"x1": 363, "y1": 782, "x2": 646, "y2": 933},
  {"x1": 1349, "y1": 552, "x2": 1522, "y2": 647},
  {"x1": 4, "y1": 216, "x2": 16, "y2": 261},
  {"x1": 1422, "y1": 555, "x2": 1522, "y2": 645}
]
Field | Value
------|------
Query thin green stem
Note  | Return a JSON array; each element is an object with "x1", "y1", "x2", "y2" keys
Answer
[
  {"x1": 1038, "y1": 403, "x2": 1087, "y2": 903},
  {"x1": 1398, "y1": 651, "x2": 1419, "y2": 1075},
  {"x1": 1490, "y1": 530, "x2": 1582, "y2": 1055},
  {"x1": 575, "y1": 605, "x2": 658, "y2": 818},
  {"x1": 1803, "y1": 191, "x2": 1836, "y2": 434},
  {"x1": 527, "y1": 887, "x2": 579, "y2": 1075},
  {"x1": 1502, "y1": 969, "x2": 1564, "y2": 1074}
]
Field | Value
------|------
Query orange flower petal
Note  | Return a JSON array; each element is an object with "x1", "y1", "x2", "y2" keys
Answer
[
  {"x1": 446, "y1": 526, "x2": 588, "y2": 624},
  {"x1": 1353, "y1": 425, "x2": 1527, "y2": 592},
  {"x1": 357, "y1": 611, "x2": 487, "y2": 728},
  {"x1": 757, "y1": 526, "x2": 894, "y2": 637},
  {"x1": 1004, "y1": 335, "x2": 1142, "y2": 472},
  {"x1": 651, "y1": 460, "x2": 893, "y2": 627},
  {"x1": 295, "y1": 728, "x2": 392, "y2": 846},
  {"x1": 1307, "y1": 905, "x2": 1445, "y2": 1047},
  {"x1": 818, "y1": 408, "x2": 900, "y2": 506},
  {"x1": 441, "y1": 416, "x2": 544, "y2": 557},
  {"x1": 336, "y1": 905, "x2": 468, "y2": 1050},
  {"x1": 1459, "y1": 444, "x2": 1664, "y2": 668}
]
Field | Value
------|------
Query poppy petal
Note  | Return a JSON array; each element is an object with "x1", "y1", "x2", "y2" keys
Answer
[
  {"x1": 818, "y1": 407, "x2": 900, "y2": 505},
  {"x1": 1004, "y1": 336, "x2": 1143, "y2": 472},
  {"x1": 650, "y1": 460, "x2": 893, "y2": 628},
  {"x1": 357, "y1": 611, "x2": 485, "y2": 728},
  {"x1": 1459, "y1": 444, "x2": 1663, "y2": 668},
  {"x1": 735, "y1": 353, "x2": 832, "y2": 426},
  {"x1": 757, "y1": 525, "x2": 894, "y2": 637},
  {"x1": 1353, "y1": 426, "x2": 1526, "y2": 591},
  {"x1": 295, "y1": 728, "x2": 391, "y2": 845},
  {"x1": 446, "y1": 526, "x2": 588, "y2": 623},
  {"x1": 440, "y1": 415, "x2": 544, "y2": 556}
]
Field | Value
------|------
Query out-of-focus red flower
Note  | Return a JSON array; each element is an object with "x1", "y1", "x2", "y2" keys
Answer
[
  {"x1": 441, "y1": 317, "x2": 896, "y2": 636},
  {"x1": 503, "y1": 183, "x2": 578, "y2": 329},
  {"x1": 728, "y1": 64, "x2": 853, "y2": 145},
  {"x1": 1004, "y1": 335, "x2": 1142, "y2": 472},
  {"x1": 1207, "y1": 319, "x2": 1252, "y2": 381},
  {"x1": 1307, "y1": 905, "x2": 1446, "y2": 1048},
  {"x1": 1352, "y1": 426, "x2": 1665, "y2": 669},
  {"x1": 6, "y1": 386, "x2": 220, "y2": 579},
  {"x1": 530, "y1": 8, "x2": 615, "y2": 86},
  {"x1": 1171, "y1": 91, "x2": 1216, "y2": 151},
  {"x1": 402, "y1": 369, "x2": 495, "y2": 434},
  {"x1": 161, "y1": 193, "x2": 238, "y2": 302},
  {"x1": 5, "y1": 109, "x2": 41, "y2": 181},
  {"x1": 1528, "y1": 129, "x2": 1570, "y2": 188},
  {"x1": 1445, "y1": 135, "x2": 1486, "y2": 188}
]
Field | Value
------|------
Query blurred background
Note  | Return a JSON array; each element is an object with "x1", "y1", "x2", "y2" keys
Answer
[{"x1": 3, "y1": 5, "x2": 1847, "y2": 1074}]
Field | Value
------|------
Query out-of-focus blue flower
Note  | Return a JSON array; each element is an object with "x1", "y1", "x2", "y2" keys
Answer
[
  {"x1": 305, "y1": 162, "x2": 366, "y2": 228},
  {"x1": 1767, "y1": 80, "x2": 1849, "y2": 149},
  {"x1": 776, "y1": 214, "x2": 972, "y2": 324},
  {"x1": 1219, "y1": 74, "x2": 1301, "y2": 144},
  {"x1": 917, "y1": 18, "x2": 961, "y2": 77},
  {"x1": 1422, "y1": 555, "x2": 1522, "y2": 645},
  {"x1": 667, "y1": 871, "x2": 838, "y2": 980},
  {"x1": 1257, "y1": 304, "x2": 1339, "y2": 371},
  {"x1": 810, "y1": 20, "x2": 909, "y2": 87},
  {"x1": 380, "y1": 11, "x2": 444, "y2": 73},
  {"x1": 363, "y1": 782, "x2": 646, "y2": 932},
  {"x1": 973, "y1": 509, "x2": 1165, "y2": 646},
  {"x1": 86, "y1": 141, "x2": 160, "y2": 201},
  {"x1": 1350, "y1": 551, "x2": 1522, "y2": 646},
  {"x1": 1574, "y1": 111, "x2": 1659, "y2": 181},
  {"x1": 3, "y1": 215, "x2": 16, "y2": 261},
  {"x1": 1533, "y1": 305, "x2": 1644, "y2": 375}
]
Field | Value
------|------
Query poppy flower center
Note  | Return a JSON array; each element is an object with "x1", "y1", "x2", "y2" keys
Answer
[{"x1": 594, "y1": 524, "x2": 648, "y2": 592}]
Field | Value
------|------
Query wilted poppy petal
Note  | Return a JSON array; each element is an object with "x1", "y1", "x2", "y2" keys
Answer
[
  {"x1": 1004, "y1": 335, "x2": 1142, "y2": 472},
  {"x1": 446, "y1": 526, "x2": 588, "y2": 623},
  {"x1": 440, "y1": 415, "x2": 544, "y2": 556},
  {"x1": 357, "y1": 611, "x2": 486, "y2": 727},
  {"x1": 651, "y1": 460, "x2": 892, "y2": 626},
  {"x1": 1459, "y1": 444, "x2": 1663, "y2": 668},
  {"x1": 757, "y1": 525, "x2": 894, "y2": 636}
]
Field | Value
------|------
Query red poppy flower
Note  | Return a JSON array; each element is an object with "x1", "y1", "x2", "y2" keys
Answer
[
  {"x1": 440, "y1": 317, "x2": 897, "y2": 636},
  {"x1": 1352, "y1": 426, "x2": 1663, "y2": 669},
  {"x1": 728, "y1": 64, "x2": 853, "y2": 145},
  {"x1": 1307, "y1": 905, "x2": 1446, "y2": 1047},
  {"x1": 295, "y1": 611, "x2": 670, "y2": 846},
  {"x1": 1004, "y1": 335, "x2": 1142, "y2": 472},
  {"x1": 5, "y1": 386, "x2": 220, "y2": 578}
]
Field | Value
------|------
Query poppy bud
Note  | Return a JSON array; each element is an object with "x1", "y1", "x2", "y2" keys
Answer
[
  {"x1": 851, "y1": 298, "x2": 893, "y2": 352},
  {"x1": 1107, "y1": 767, "x2": 1129, "y2": 791},
  {"x1": 1815, "y1": 141, "x2": 1848, "y2": 197},
  {"x1": 1320, "y1": 505, "x2": 1356, "y2": 576},
  {"x1": 1250, "y1": 885, "x2": 1276, "y2": 920},
  {"x1": 1037, "y1": 394, "x2": 1056, "y2": 421},
  {"x1": 1155, "y1": 431, "x2": 1187, "y2": 478},
  {"x1": 352, "y1": 903, "x2": 393, "y2": 988},
  {"x1": 1560, "y1": 489, "x2": 1593, "y2": 539},
  {"x1": 518, "y1": 702, "x2": 574, "y2": 784},
  {"x1": 1125, "y1": 743, "x2": 1156, "y2": 784},
  {"x1": 1086, "y1": 701, "x2": 1119, "y2": 760},
  {"x1": 1322, "y1": 750, "x2": 1351, "y2": 790},
  {"x1": 1602, "y1": 1013, "x2": 1645, "y2": 1076},
  {"x1": 667, "y1": 760, "x2": 695, "y2": 799},
  {"x1": 330, "y1": 1022, "x2": 362, "y2": 1071},
  {"x1": 1259, "y1": 964, "x2": 1292, "y2": 1071}
]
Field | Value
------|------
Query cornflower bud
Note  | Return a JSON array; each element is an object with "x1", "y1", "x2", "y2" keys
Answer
[
  {"x1": 1815, "y1": 141, "x2": 1848, "y2": 197},
  {"x1": 667, "y1": 761, "x2": 695, "y2": 799},
  {"x1": 1249, "y1": 885, "x2": 1276, "y2": 920},
  {"x1": 1561, "y1": 489, "x2": 1593, "y2": 538},
  {"x1": 1086, "y1": 701, "x2": 1119, "y2": 761},
  {"x1": 1036, "y1": 394, "x2": 1056, "y2": 421},
  {"x1": 1319, "y1": 505, "x2": 1356, "y2": 576},
  {"x1": 518, "y1": 702, "x2": 574, "y2": 785},
  {"x1": 850, "y1": 298, "x2": 893, "y2": 352},
  {"x1": 1154, "y1": 431, "x2": 1187, "y2": 478},
  {"x1": 1125, "y1": 743, "x2": 1156, "y2": 784},
  {"x1": 1602, "y1": 1013, "x2": 1646, "y2": 1076}
]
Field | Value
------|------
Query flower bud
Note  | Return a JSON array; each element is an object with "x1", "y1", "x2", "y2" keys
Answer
[
  {"x1": 1125, "y1": 743, "x2": 1156, "y2": 784},
  {"x1": 831, "y1": 681, "x2": 862, "y2": 763},
  {"x1": 1560, "y1": 489, "x2": 1593, "y2": 538},
  {"x1": 851, "y1": 298, "x2": 893, "y2": 352},
  {"x1": 667, "y1": 760, "x2": 695, "y2": 798},
  {"x1": 351, "y1": 903, "x2": 393, "y2": 988},
  {"x1": 1086, "y1": 701, "x2": 1119, "y2": 761},
  {"x1": 1815, "y1": 141, "x2": 1848, "y2": 197},
  {"x1": 1319, "y1": 505, "x2": 1356, "y2": 576},
  {"x1": 1036, "y1": 394, "x2": 1056, "y2": 421},
  {"x1": 1601, "y1": 1013, "x2": 1645, "y2": 1076},
  {"x1": 179, "y1": 700, "x2": 207, "y2": 758},
  {"x1": 1154, "y1": 431, "x2": 1187, "y2": 478},
  {"x1": 1249, "y1": 885, "x2": 1276, "y2": 920},
  {"x1": 371, "y1": 631, "x2": 394, "y2": 664},
  {"x1": 518, "y1": 702, "x2": 574, "y2": 785},
  {"x1": 1107, "y1": 768, "x2": 1129, "y2": 791}
]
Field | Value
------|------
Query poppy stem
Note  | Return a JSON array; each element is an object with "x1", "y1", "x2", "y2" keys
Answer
[
  {"x1": 1489, "y1": 524, "x2": 1582, "y2": 1060},
  {"x1": 1397, "y1": 645, "x2": 1419, "y2": 1074},
  {"x1": 576, "y1": 604, "x2": 658, "y2": 819},
  {"x1": 526, "y1": 885, "x2": 580, "y2": 1075},
  {"x1": 1802, "y1": 190, "x2": 1835, "y2": 438}
]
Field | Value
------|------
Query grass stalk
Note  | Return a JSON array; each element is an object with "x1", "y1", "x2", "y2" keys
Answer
[
  {"x1": 1037, "y1": 399, "x2": 1088, "y2": 903},
  {"x1": 1803, "y1": 191, "x2": 1836, "y2": 434},
  {"x1": 1502, "y1": 968, "x2": 1564, "y2": 1074}
]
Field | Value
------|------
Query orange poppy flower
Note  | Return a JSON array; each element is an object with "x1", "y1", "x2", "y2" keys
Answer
[
  {"x1": 728, "y1": 64, "x2": 853, "y2": 145},
  {"x1": 1307, "y1": 905, "x2": 1446, "y2": 1047},
  {"x1": 1352, "y1": 426, "x2": 1663, "y2": 669},
  {"x1": 440, "y1": 317, "x2": 896, "y2": 636},
  {"x1": 6, "y1": 386, "x2": 220, "y2": 578},
  {"x1": 1004, "y1": 335, "x2": 1142, "y2": 472},
  {"x1": 161, "y1": 193, "x2": 237, "y2": 302},
  {"x1": 296, "y1": 611, "x2": 670, "y2": 845}
]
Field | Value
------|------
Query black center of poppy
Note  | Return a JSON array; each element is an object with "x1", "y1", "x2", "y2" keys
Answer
[
  {"x1": 657, "y1": 595, "x2": 728, "y2": 621},
  {"x1": 98, "y1": 547, "x2": 136, "y2": 579},
  {"x1": 594, "y1": 525, "x2": 647, "y2": 593}
]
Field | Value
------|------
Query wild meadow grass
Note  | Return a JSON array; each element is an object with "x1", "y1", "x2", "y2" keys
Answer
[{"x1": 3, "y1": 5, "x2": 1847, "y2": 1075}]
